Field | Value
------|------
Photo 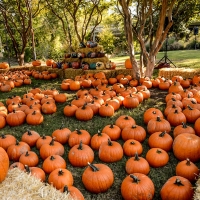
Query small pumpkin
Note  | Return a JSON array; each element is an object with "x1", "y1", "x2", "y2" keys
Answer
[
  {"x1": 82, "y1": 162, "x2": 114, "y2": 193},
  {"x1": 123, "y1": 139, "x2": 143, "y2": 157},
  {"x1": 160, "y1": 176, "x2": 194, "y2": 200},
  {"x1": 176, "y1": 158, "x2": 199, "y2": 182},
  {"x1": 42, "y1": 155, "x2": 66, "y2": 174},
  {"x1": 121, "y1": 173, "x2": 155, "y2": 200},
  {"x1": 68, "y1": 141, "x2": 94, "y2": 167},
  {"x1": 125, "y1": 152, "x2": 150, "y2": 175},
  {"x1": 99, "y1": 139, "x2": 123, "y2": 163},
  {"x1": 48, "y1": 168, "x2": 74, "y2": 190}
]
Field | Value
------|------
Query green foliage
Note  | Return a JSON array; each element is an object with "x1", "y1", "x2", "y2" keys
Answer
[{"x1": 98, "y1": 28, "x2": 116, "y2": 54}]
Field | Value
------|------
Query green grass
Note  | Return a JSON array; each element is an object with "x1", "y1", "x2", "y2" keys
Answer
[
  {"x1": 110, "y1": 50, "x2": 200, "y2": 69},
  {"x1": 0, "y1": 73, "x2": 200, "y2": 199}
]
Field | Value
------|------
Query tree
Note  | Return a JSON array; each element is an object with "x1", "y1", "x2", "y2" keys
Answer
[
  {"x1": 0, "y1": 0, "x2": 41, "y2": 65},
  {"x1": 118, "y1": 0, "x2": 198, "y2": 77},
  {"x1": 117, "y1": 0, "x2": 140, "y2": 80},
  {"x1": 45, "y1": 0, "x2": 109, "y2": 52}
]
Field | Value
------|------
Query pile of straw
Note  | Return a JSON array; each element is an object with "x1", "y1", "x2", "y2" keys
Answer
[
  {"x1": 159, "y1": 68, "x2": 200, "y2": 79},
  {"x1": 0, "y1": 168, "x2": 74, "y2": 200},
  {"x1": 194, "y1": 178, "x2": 200, "y2": 200},
  {"x1": 76, "y1": 45, "x2": 104, "y2": 55}
]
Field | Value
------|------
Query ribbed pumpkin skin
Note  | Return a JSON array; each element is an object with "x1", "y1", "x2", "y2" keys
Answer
[
  {"x1": 176, "y1": 159, "x2": 200, "y2": 182},
  {"x1": 160, "y1": 176, "x2": 194, "y2": 200},
  {"x1": 121, "y1": 173, "x2": 155, "y2": 200},
  {"x1": 99, "y1": 139, "x2": 123, "y2": 163},
  {"x1": 0, "y1": 147, "x2": 9, "y2": 183},
  {"x1": 82, "y1": 163, "x2": 114, "y2": 193},
  {"x1": 48, "y1": 168, "x2": 74, "y2": 190},
  {"x1": 173, "y1": 133, "x2": 200, "y2": 162}
]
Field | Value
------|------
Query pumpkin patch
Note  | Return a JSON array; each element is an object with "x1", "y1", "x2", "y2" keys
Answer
[{"x1": 0, "y1": 70, "x2": 200, "y2": 200}]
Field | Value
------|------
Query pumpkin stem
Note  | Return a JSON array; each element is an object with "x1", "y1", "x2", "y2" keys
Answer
[
  {"x1": 0, "y1": 134, "x2": 6, "y2": 139},
  {"x1": 63, "y1": 185, "x2": 69, "y2": 193},
  {"x1": 25, "y1": 151, "x2": 29, "y2": 156},
  {"x1": 159, "y1": 131, "x2": 166, "y2": 137},
  {"x1": 25, "y1": 165, "x2": 31, "y2": 173},
  {"x1": 130, "y1": 141, "x2": 135, "y2": 145},
  {"x1": 156, "y1": 149, "x2": 162, "y2": 154},
  {"x1": 27, "y1": 130, "x2": 32, "y2": 135},
  {"x1": 109, "y1": 124, "x2": 114, "y2": 128},
  {"x1": 77, "y1": 141, "x2": 83, "y2": 150},
  {"x1": 172, "y1": 104, "x2": 176, "y2": 108},
  {"x1": 174, "y1": 178, "x2": 184, "y2": 186},
  {"x1": 16, "y1": 140, "x2": 20, "y2": 145},
  {"x1": 124, "y1": 116, "x2": 129, "y2": 120},
  {"x1": 174, "y1": 109, "x2": 179, "y2": 114},
  {"x1": 41, "y1": 135, "x2": 46, "y2": 139},
  {"x1": 181, "y1": 122, "x2": 187, "y2": 128},
  {"x1": 58, "y1": 169, "x2": 64, "y2": 176},
  {"x1": 130, "y1": 174, "x2": 140, "y2": 183},
  {"x1": 186, "y1": 158, "x2": 191, "y2": 166},
  {"x1": 88, "y1": 162, "x2": 99, "y2": 172},
  {"x1": 187, "y1": 105, "x2": 193, "y2": 110},
  {"x1": 49, "y1": 138, "x2": 55, "y2": 146},
  {"x1": 108, "y1": 138, "x2": 113, "y2": 146},
  {"x1": 152, "y1": 111, "x2": 156, "y2": 114},
  {"x1": 82, "y1": 103, "x2": 87, "y2": 109},
  {"x1": 97, "y1": 130, "x2": 102, "y2": 136},
  {"x1": 131, "y1": 125, "x2": 137, "y2": 129},
  {"x1": 76, "y1": 129, "x2": 82, "y2": 135},
  {"x1": 156, "y1": 116, "x2": 161, "y2": 122},
  {"x1": 32, "y1": 111, "x2": 37, "y2": 115},
  {"x1": 134, "y1": 152, "x2": 140, "y2": 161},
  {"x1": 50, "y1": 155, "x2": 55, "y2": 160}
]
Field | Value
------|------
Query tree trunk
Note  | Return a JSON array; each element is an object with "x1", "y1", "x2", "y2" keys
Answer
[
  {"x1": 18, "y1": 53, "x2": 25, "y2": 66},
  {"x1": 145, "y1": 55, "x2": 156, "y2": 77}
]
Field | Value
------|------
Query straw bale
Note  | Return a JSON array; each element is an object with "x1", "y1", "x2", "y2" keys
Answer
[
  {"x1": 47, "y1": 68, "x2": 64, "y2": 79},
  {"x1": 158, "y1": 68, "x2": 200, "y2": 79},
  {"x1": 194, "y1": 177, "x2": 200, "y2": 200},
  {"x1": 82, "y1": 57, "x2": 109, "y2": 65},
  {"x1": 0, "y1": 168, "x2": 74, "y2": 200},
  {"x1": 76, "y1": 45, "x2": 104, "y2": 55},
  {"x1": 64, "y1": 68, "x2": 84, "y2": 79},
  {"x1": 63, "y1": 58, "x2": 81, "y2": 63},
  {"x1": 115, "y1": 68, "x2": 134, "y2": 77}
]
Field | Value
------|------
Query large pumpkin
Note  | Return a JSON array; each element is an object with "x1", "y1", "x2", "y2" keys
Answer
[
  {"x1": 0, "y1": 147, "x2": 9, "y2": 183},
  {"x1": 125, "y1": 58, "x2": 132, "y2": 69}
]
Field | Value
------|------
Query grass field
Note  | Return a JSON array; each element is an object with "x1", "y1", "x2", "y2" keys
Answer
[{"x1": 110, "y1": 49, "x2": 200, "y2": 69}]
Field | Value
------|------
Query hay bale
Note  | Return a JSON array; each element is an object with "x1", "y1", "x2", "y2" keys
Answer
[
  {"x1": 194, "y1": 177, "x2": 200, "y2": 200},
  {"x1": 47, "y1": 68, "x2": 64, "y2": 79},
  {"x1": 82, "y1": 57, "x2": 109, "y2": 65},
  {"x1": 64, "y1": 68, "x2": 84, "y2": 79},
  {"x1": 158, "y1": 68, "x2": 200, "y2": 79},
  {"x1": 63, "y1": 58, "x2": 81, "y2": 63},
  {"x1": 0, "y1": 168, "x2": 74, "y2": 200},
  {"x1": 76, "y1": 45, "x2": 104, "y2": 55}
]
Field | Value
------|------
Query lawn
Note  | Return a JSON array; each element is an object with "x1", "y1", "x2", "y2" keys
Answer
[
  {"x1": 0, "y1": 68, "x2": 200, "y2": 200},
  {"x1": 110, "y1": 49, "x2": 200, "y2": 69}
]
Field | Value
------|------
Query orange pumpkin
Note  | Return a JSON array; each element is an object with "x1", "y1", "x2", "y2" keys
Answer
[
  {"x1": 0, "y1": 62, "x2": 9, "y2": 69},
  {"x1": 125, "y1": 58, "x2": 132, "y2": 69}
]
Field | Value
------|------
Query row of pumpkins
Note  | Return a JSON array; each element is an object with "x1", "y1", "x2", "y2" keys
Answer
[{"x1": 0, "y1": 70, "x2": 58, "y2": 93}]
